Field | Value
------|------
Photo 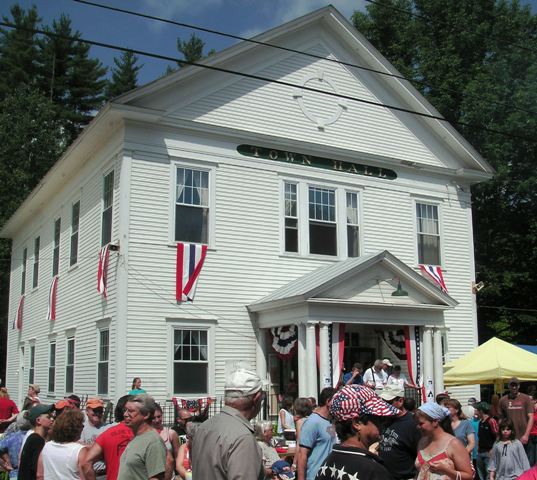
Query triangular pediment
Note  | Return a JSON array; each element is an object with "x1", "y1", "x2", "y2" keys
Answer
[
  {"x1": 117, "y1": 7, "x2": 493, "y2": 176},
  {"x1": 249, "y1": 250, "x2": 457, "y2": 313}
]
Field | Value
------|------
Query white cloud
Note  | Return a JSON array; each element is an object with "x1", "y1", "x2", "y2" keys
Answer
[{"x1": 140, "y1": 0, "x2": 224, "y2": 31}]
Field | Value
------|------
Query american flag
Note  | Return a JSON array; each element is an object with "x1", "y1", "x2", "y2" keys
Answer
[
  {"x1": 14, "y1": 295, "x2": 24, "y2": 330},
  {"x1": 97, "y1": 244, "x2": 110, "y2": 298},
  {"x1": 172, "y1": 397, "x2": 213, "y2": 414},
  {"x1": 419, "y1": 264, "x2": 448, "y2": 293},
  {"x1": 176, "y1": 243, "x2": 208, "y2": 302},
  {"x1": 46, "y1": 275, "x2": 59, "y2": 321}
]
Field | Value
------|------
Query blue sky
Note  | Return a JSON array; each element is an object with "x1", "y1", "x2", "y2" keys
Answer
[{"x1": 1, "y1": 0, "x2": 536, "y2": 86}]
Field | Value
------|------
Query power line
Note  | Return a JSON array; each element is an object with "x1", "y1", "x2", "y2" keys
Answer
[
  {"x1": 2, "y1": 21, "x2": 537, "y2": 146},
  {"x1": 72, "y1": 0, "x2": 537, "y2": 119},
  {"x1": 478, "y1": 305, "x2": 537, "y2": 314}
]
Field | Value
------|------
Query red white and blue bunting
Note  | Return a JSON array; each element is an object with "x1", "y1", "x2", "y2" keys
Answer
[
  {"x1": 271, "y1": 325, "x2": 298, "y2": 359},
  {"x1": 419, "y1": 264, "x2": 448, "y2": 293}
]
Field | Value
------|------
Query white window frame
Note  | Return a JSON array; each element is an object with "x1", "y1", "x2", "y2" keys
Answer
[
  {"x1": 32, "y1": 236, "x2": 40, "y2": 289},
  {"x1": 70, "y1": 200, "x2": 80, "y2": 267},
  {"x1": 21, "y1": 247, "x2": 27, "y2": 295},
  {"x1": 97, "y1": 328, "x2": 110, "y2": 396},
  {"x1": 101, "y1": 170, "x2": 114, "y2": 247},
  {"x1": 283, "y1": 181, "x2": 299, "y2": 254},
  {"x1": 280, "y1": 177, "x2": 362, "y2": 259},
  {"x1": 48, "y1": 341, "x2": 56, "y2": 393},
  {"x1": 28, "y1": 343, "x2": 35, "y2": 385},
  {"x1": 414, "y1": 199, "x2": 443, "y2": 266},
  {"x1": 167, "y1": 319, "x2": 215, "y2": 397},
  {"x1": 65, "y1": 337, "x2": 75, "y2": 394},
  {"x1": 169, "y1": 159, "x2": 216, "y2": 248}
]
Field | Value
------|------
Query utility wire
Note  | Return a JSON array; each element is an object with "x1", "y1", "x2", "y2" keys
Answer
[
  {"x1": 72, "y1": 0, "x2": 537, "y2": 119},
  {"x1": 2, "y1": 21, "x2": 537, "y2": 145}
]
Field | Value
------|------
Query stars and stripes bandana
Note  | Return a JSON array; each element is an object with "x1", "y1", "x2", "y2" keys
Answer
[
  {"x1": 329, "y1": 385, "x2": 399, "y2": 421},
  {"x1": 97, "y1": 244, "x2": 110, "y2": 298},
  {"x1": 172, "y1": 396, "x2": 213, "y2": 414},
  {"x1": 419, "y1": 264, "x2": 448, "y2": 293}
]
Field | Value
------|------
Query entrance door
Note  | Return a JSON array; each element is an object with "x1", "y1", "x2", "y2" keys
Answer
[{"x1": 343, "y1": 330, "x2": 376, "y2": 372}]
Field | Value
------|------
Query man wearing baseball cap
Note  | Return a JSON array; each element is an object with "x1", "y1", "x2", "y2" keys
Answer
[
  {"x1": 315, "y1": 385, "x2": 399, "y2": 480},
  {"x1": 192, "y1": 365, "x2": 265, "y2": 479},
  {"x1": 499, "y1": 377, "x2": 534, "y2": 450},
  {"x1": 379, "y1": 385, "x2": 421, "y2": 480},
  {"x1": 18, "y1": 404, "x2": 54, "y2": 480},
  {"x1": 81, "y1": 398, "x2": 111, "y2": 479}
]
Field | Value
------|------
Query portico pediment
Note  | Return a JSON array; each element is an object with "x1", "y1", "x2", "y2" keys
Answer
[{"x1": 248, "y1": 250, "x2": 457, "y2": 328}]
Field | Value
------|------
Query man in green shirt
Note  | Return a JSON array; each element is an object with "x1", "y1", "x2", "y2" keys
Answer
[{"x1": 118, "y1": 394, "x2": 167, "y2": 480}]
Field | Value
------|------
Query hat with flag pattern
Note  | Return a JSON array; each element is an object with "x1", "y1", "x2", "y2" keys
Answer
[{"x1": 329, "y1": 385, "x2": 400, "y2": 421}]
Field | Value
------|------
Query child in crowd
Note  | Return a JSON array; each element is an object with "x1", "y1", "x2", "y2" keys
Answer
[{"x1": 488, "y1": 418, "x2": 530, "y2": 480}]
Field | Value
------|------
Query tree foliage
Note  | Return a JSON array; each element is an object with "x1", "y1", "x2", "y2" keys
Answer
[
  {"x1": 106, "y1": 51, "x2": 142, "y2": 100},
  {"x1": 353, "y1": 0, "x2": 537, "y2": 343}
]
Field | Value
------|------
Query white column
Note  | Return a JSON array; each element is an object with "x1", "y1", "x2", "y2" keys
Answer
[
  {"x1": 305, "y1": 323, "x2": 318, "y2": 400},
  {"x1": 433, "y1": 328, "x2": 444, "y2": 396},
  {"x1": 255, "y1": 328, "x2": 268, "y2": 387},
  {"x1": 297, "y1": 324, "x2": 307, "y2": 397},
  {"x1": 318, "y1": 322, "x2": 331, "y2": 392},
  {"x1": 422, "y1": 327, "x2": 434, "y2": 402}
]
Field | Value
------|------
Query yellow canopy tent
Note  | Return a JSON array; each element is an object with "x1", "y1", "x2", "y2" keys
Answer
[{"x1": 443, "y1": 337, "x2": 537, "y2": 392}]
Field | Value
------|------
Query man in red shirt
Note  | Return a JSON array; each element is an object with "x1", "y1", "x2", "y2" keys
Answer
[{"x1": 80, "y1": 395, "x2": 133, "y2": 480}]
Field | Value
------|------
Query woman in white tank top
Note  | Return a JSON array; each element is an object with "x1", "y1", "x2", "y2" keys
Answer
[{"x1": 37, "y1": 408, "x2": 88, "y2": 480}]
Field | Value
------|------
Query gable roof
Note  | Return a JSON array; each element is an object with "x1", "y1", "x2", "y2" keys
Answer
[{"x1": 248, "y1": 250, "x2": 457, "y2": 313}]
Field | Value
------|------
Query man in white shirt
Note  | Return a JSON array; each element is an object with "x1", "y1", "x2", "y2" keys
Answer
[{"x1": 362, "y1": 359, "x2": 388, "y2": 390}]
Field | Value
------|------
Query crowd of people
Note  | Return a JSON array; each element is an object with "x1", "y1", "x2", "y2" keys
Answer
[{"x1": 0, "y1": 366, "x2": 534, "y2": 480}]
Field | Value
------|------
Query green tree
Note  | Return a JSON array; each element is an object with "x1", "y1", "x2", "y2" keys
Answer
[
  {"x1": 105, "y1": 50, "x2": 142, "y2": 100},
  {"x1": 0, "y1": 5, "x2": 41, "y2": 98},
  {"x1": 353, "y1": 0, "x2": 537, "y2": 343},
  {"x1": 165, "y1": 32, "x2": 215, "y2": 74},
  {"x1": 37, "y1": 14, "x2": 107, "y2": 142}
]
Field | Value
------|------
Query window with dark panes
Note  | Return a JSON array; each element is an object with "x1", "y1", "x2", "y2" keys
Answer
[
  {"x1": 98, "y1": 329, "x2": 109, "y2": 395},
  {"x1": 21, "y1": 248, "x2": 27, "y2": 295},
  {"x1": 346, "y1": 192, "x2": 359, "y2": 258},
  {"x1": 416, "y1": 203, "x2": 441, "y2": 265},
  {"x1": 175, "y1": 167, "x2": 209, "y2": 244},
  {"x1": 308, "y1": 186, "x2": 337, "y2": 256},
  {"x1": 48, "y1": 342, "x2": 56, "y2": 393},
  {"x1": 101, "y1": 171, "x2": 114, "y2": 246},
  {"x1": 173, "y1": 329, "x2": 208, "y2": 394},
  {"x1": 53, "y1": 218, "x2": 61, "y2": 276},
  {"x1": 32, "y1": 237, "x2": 40, "y2": 288},
  {"x1": 65, "y1": 337, "x2": 75, "y2": 394},
  {"x1": 28, "y1": 345, "x2": 35, "y2": 384},
  {"x1": 70, "y1": 201, "x2": 80, "y2": 266},
  {"x1": 284, "y1": 182, "x2": 298, "y2": 252}
]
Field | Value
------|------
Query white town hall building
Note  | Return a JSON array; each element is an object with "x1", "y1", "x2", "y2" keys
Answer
[{"x1": 1, "y1": 6, "x2": 493, "y2": 408}]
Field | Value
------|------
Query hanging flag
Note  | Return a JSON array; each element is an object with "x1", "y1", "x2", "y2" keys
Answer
[
  {"x1": 176, "y1": 243, "x2": 208, "y2": 302},
  {"x1": 404, "y1": 325, "x2": 425, "y2": 402},
  {"x1": 331, "y1": 323, "x2": 345, "y2": 388},
  {"x1": 419, "y1": 264, "x2": 448, "y2": 293},
  {"x1": 97, "y1": 244, "x2": 110, "y2": 298},
  {"x1": 271, "y1": 325, "x2": 298, "y2": 359},
  {"x1": 14, "y1": 295, "x2": 24, "y2": 330},
  {"x1": 47, "y1": 275, "x2": 59, "y2": 321}
]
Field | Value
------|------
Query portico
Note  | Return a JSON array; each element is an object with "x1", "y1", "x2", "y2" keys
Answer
[{"x1": 249, "y1": 250, "x2": 457, "y2": 401}]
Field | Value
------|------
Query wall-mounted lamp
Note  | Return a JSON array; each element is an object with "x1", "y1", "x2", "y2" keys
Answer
[{"x1": 391, "y1": 279, "x2": 409, "y2": 297}]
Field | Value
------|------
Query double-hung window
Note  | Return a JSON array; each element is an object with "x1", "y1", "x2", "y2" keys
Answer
[
  {"x1": 309, "y1": 186, "x2": 337, "y2": 256},
  {"x1": 101, "y1": 171, "x2": 114, "y2": 246},
  {"x1": 346, "y1": 192, "x2": 360, "y2": 258},
  {"x1": 173, "y1": 328, "x2": 208, "y2": 394},
  {"x1": 97, "y1": 329, "x2": 109, "y2": 395},
  {"x1": 52, "y1": 218, "x2": 61, "y2": 276},
  {"x1": 21, "y1": 248, "x2": 27, "y2": 295},
  {"x1": 48, "y1": 342, "x2": 56, "y2": 393},
  {"x1": 32, "y1": 237, "x2": 40, "y2": 289},
  {"x1": 416, "y1": 202, "x2": 441, "y2": 265},
  {"x1": 28, "y1": 345, "x2": 35, "y2": 384},
  {"x1": 70, "y1": 201, "x2": 80, "y2": 266},
  {"x1": 175, "y1": 167, "x2": 209, "y2": 244},
  {"x1": 284, "y1": 182, "x2": 298, "y2": 252},
  {"x1": 65, "y1": 337, "x2": 75, "y2": 394}
]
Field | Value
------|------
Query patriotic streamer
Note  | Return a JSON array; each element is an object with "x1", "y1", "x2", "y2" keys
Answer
[
  {"x1": 172, "y1": 396, "x2": 213, "y2": 414},
  {"x1": 46, "y1": 275, "x2": 59, "y2": 321},
  {"x1": 377, "y1": 329, "x2": 407, "y2": 360},
  {"x1": 97, "y1": 244, "x2": 110, "y2": 298},
  {"x1": 405, "y1": 325, "x2": 425, "y2": 402},
  {"x1": 14, "y1": 295, "x2": 24, "y2": 330},
  {"x1": 271, "y1": 325, "x2": 298, "y2": 359},
  {"x1": 419, "y1": 264, "x2": 448, "y2": 293},
  {"x1": 331, "y1": 323, "x2": 345, "y2": 388},
  {"x1": 176, "y1": 243, "x2": 208, "y2": 302}
]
